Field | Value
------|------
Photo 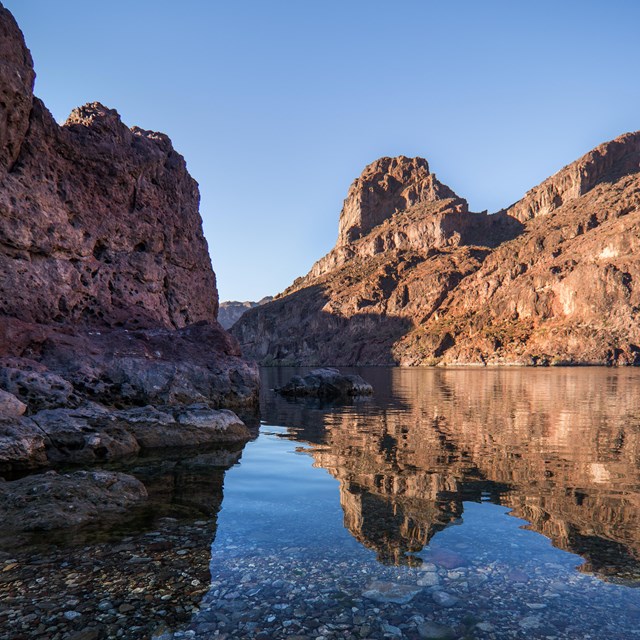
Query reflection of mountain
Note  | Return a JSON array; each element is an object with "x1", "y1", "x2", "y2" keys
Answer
[{"x1": 262, "y1": 368, "x2": 640, "y2": 580}]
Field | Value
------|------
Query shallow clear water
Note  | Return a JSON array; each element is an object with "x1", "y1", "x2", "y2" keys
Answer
[{"x1": 2, "y1": 367, "x2": 640, "y2": 639}]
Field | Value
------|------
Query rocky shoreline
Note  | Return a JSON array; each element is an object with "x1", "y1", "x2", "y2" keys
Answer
[{"x1": 0, "y1": 3, "x2": 259, "y2": 533}]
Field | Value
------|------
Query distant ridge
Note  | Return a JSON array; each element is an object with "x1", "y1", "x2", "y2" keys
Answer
[{"x1": 218, "y1": 297, "x2": 274, "y2": 329}]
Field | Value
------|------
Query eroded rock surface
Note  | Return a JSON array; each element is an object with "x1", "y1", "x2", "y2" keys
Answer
[
  {"x1": 0, "y1": 6, "x2": 259, "y2": 473},
  {"x1": 235, "y1": 134, "x2": 640, "y2": 366},
  {"x1": 0, "y1": 389, "x2": 25, "y2": 417}
]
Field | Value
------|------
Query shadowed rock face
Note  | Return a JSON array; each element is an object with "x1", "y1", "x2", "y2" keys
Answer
[
  {"x1": 0, "y1": 4, "x2": 34, "y2": 172},
  {"x1": 235, "y1": 134, "x2": 640, "y2": 366},
  {"x1": 0, "y1": 4, "x2": 219, "y2": 331},
  {"x1": 0, "y1": 6, "x2": 259, "y2": 472},
  {"x1": 1, "y1": 99, "x2": 216, "y2": 329}
]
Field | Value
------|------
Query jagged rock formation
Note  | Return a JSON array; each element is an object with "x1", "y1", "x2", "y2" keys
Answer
[
  {"x1": 0, "y1": 5, "x2": 258, "y2": 475},
  {"x1": 218, "y1": 296, "x2": 273, "y2": 329},
  {"x1": 234, "y1": 135, "x2": 640, "y2": 366},
  {"x1": 336, "y1": 156, "x2": 460, "y2": 246}
]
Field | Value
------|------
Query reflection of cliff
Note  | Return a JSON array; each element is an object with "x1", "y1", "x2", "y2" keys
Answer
[
  {"x1": 264, "y1": 368, "x2": 640, "y2": 580},
  {"x1": 428, "y1": 369, "x2": 640, "y2": 581}
]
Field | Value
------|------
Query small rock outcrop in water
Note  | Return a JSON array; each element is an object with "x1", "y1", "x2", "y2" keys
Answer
[
  {"x1": 218, "y1": 296, "x2": 274, "y2": 329},
  {"x1": 0, "y1": 3, "x2": 259, "y2": 523},
  {"x1": 276, "y1": 368, "x2": 373, "y2": 398},
  {"x1": 0, "y1": 470, "x2": 148, "y2": 531},
  {"x1": 234, "y1": 135, "x2": 640, "y2": 366}
]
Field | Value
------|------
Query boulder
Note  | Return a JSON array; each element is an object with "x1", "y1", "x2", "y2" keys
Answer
[
  {"x1": 276, "y1": 368, "x2": 373, "y2": 398},
  {"x1": 0, "y1": 389, "x2": 26, "y2": 417},
  {"x1": 116, "y1": 404, "x2": 251, "y2": 449},
  {"x1": 0, "y1": 417, "x2": 47, "y2": 471},
  {"x1": 30, "y1": 404, "x2": 141, "y2": 464},
  {"x1": 0, "y1": 470, "x2": 147, "y2": 531}
]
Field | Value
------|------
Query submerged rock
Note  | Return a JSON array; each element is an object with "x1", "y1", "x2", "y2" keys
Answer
[
  {"x1": 418, "y1": 621, "x2": 455, "y2": 639},
  {"x1": 276, "y1": 368, "x2": 373, "y2": 399},
  {"x1": 0, "y1": 470, "x2": 147, "y2": 531},
  {"x1": 362, "y1": 580, "x2": 422, "y2": 604}
]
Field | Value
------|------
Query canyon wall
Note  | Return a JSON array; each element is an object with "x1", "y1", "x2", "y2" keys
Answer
[
  {"x1": 0, "y1": 4, "x2": 216, "y2": 329},
  {"x1": 234, "y1": 134, "x2": 640, "y2": 366},
  {"x1": 0, "y1": 5, "x2": 258, "y2": 476}
]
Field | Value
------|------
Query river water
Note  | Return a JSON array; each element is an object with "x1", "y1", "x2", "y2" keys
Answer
[{"x1": 2, "y1": 367, "x2": 640, "y2": 639}]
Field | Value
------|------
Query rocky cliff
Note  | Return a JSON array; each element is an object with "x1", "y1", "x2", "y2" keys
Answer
[
  {"x1": 234, "y1": 134, "x2": 640, "y2": 366},
  {"x1": 0, "y1": 5, "x2": 258, "y2": 480}
]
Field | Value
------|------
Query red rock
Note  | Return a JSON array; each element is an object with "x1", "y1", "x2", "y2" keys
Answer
[
  {"x1": 0, "y1": 7, "x2": 258, "y2": 470},
  {"x1": 337, "y1": 156, "x2": 460, "y2": 246},
  {"x1": 235, "y1": 133, "x2": 640, "y2": 367}
]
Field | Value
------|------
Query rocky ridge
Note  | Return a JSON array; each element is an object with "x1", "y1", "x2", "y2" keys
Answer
[
  {"x1": 0, "y1": 4, "x2": 258, "y2": 527},
  {"x1": 234, "y1": 134, "x2": 640, "y2": 366}
]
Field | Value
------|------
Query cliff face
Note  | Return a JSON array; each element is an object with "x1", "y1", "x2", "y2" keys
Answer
[
  {"x1": 336, "y1": 156, "x2": 461, "y2": 246},
  {"x1": 400, "y1": 133, "x2": 640, "y2": 366},
  {"x1": 0, "y1": 5, "x2": 258, "y2": 475},
  {"x1": 0, "y1": 47, "x2": 217, "y2": 329},
  {"x1": 234, "y1": 133, "x2": 640, "y2": 366}
]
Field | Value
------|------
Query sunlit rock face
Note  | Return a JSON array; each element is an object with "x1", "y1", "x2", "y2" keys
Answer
[
  {"x1": 232, "y1": 155, "x2": 515, "y2": 365},
  {"x1": 336, "y1": 156, "x2": 463, "y2": 248},
  {"x1": 235, "y1": 133, "x2": 640, "y2": 366},
  {"x1": 265, "y1": 368, "x2": 640, "y2": 581}
]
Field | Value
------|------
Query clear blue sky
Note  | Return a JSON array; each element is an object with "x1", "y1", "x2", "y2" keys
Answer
[{"x1": 6, "y1": 1, "x2": 640, "y2": 301}]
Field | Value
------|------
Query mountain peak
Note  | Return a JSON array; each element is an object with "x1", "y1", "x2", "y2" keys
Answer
[{"x1": 337, "y1": 155, "x2": 461, "y2": 245}]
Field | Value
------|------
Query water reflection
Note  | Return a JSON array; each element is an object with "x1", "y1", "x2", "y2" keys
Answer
[{"x1": 262, "y1": 367, "x2": 640, "y2": 582}]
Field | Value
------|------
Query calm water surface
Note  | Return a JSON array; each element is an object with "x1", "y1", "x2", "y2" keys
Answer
[{"x1": 2, "y1": 367, "x2": 640, "y2": 639}]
